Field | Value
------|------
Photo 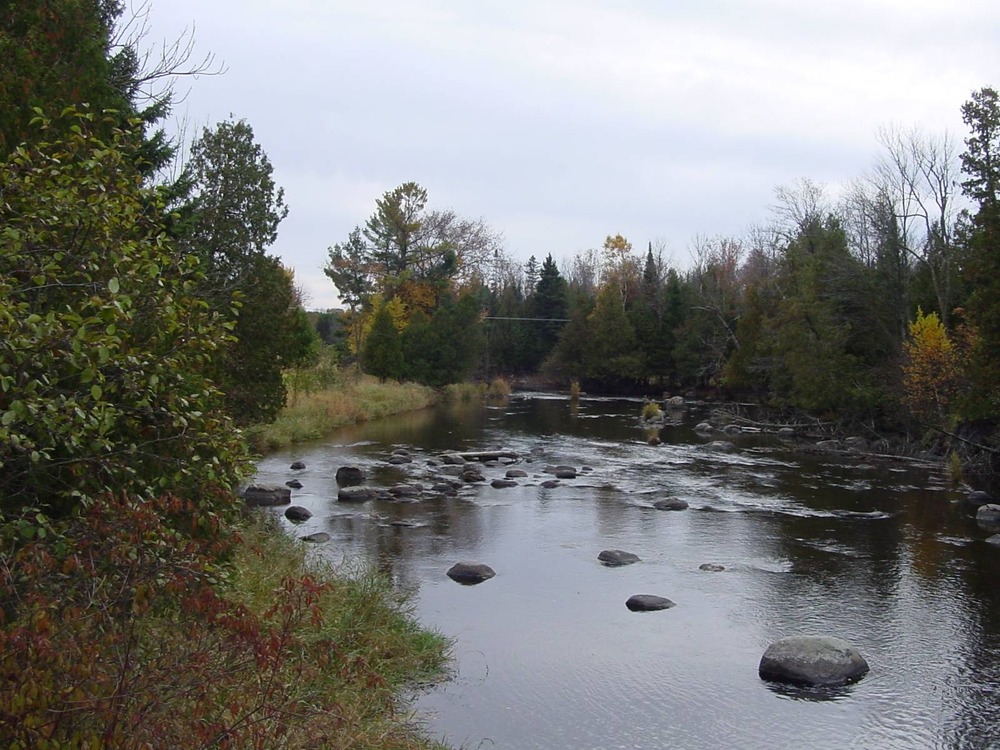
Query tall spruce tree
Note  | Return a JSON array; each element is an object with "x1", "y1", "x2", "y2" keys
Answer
[{"x1": 959, "y1": 86, "x2": 1000, "y2": 420}]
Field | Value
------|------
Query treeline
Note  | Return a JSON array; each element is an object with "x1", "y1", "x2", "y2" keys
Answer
[{"x1": 327, "y1": 90, "x2": 999, "y2": 464}]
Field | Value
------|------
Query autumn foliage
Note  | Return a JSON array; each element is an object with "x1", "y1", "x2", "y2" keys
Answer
[
  {"x1": 902, "y1": 308, "x2": 962, "y2": 424},
  {"x1": 0, "y1": 496, "x2": 448, "y2": 749}
]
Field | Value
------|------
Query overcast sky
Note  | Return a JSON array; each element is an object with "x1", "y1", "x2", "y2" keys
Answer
[{"x1": 144, "y1": 1, "x2": 998, "y2": 310}]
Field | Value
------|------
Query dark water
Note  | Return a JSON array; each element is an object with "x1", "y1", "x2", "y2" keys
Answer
[{"x1": 254, "y1": 394, "x2": 1000, "y2": 750}]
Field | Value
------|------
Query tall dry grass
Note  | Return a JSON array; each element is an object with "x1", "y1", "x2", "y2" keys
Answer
[{"x1": 247, "y1": 363, "x2": 438, "y2": 453}]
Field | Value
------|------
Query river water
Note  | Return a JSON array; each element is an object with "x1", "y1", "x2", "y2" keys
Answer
[{"x1": 253, "y1": 394, "x2": 1000, "y2": 750}]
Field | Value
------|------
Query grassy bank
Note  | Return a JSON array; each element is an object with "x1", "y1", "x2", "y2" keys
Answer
[
  {"x1": 0, "y1": 497, "x2": 451, "y2": 749},
  {"x1": 247, "y1": 363, "x2": 439, "y2": 453}
]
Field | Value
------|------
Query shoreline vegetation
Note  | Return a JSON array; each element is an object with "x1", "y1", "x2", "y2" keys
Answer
[
  {"x1": 246, "y1": 358, "x2": 509, "y2": 454},
  {"x1": 1, "y1": 365, "x2": 457, "y2": 748}
]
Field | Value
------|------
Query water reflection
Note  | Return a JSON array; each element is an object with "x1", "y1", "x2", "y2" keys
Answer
[{"x1": 255, "y1": 395, "x2": 1000, "y2": 750}]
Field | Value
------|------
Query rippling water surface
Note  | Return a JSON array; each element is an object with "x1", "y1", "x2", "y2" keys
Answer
[{"x1": 254, "y1": 395, "x2": 1000, "y2": 750}]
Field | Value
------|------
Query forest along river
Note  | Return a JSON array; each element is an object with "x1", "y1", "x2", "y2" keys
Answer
[{"x1": 253, "y1": 393, "x2": 1000, "y2": 750}]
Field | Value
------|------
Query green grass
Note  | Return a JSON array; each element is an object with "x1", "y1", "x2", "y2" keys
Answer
[{"x1": 221, "y1": 517, "x2": 453, "y2": 749}]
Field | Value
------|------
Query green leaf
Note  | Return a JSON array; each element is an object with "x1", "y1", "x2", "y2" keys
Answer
[
  {"x1": 91, "y1": 385, "x2": 102, "y2": 400},
  {"x1": 109, "y1": 277, "x2": 120, "y2": 294}
]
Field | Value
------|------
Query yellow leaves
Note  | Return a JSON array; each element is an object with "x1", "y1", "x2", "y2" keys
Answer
[
  {"x1": 902, "y1": 308, "x2": 962, "y2": 423},
  {"x1": 348, "y1": 295, "x2": 409, "y2": 355}
]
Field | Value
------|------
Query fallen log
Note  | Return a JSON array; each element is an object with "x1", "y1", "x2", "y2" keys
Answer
[{"x1": 454, "y1": 450, "x2": 519, "y2": 462}]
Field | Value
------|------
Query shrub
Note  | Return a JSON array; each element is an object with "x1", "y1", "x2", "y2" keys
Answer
[
  {"x1": 0, "y1": 109, "x2": 249, "y2": 519},
  {"x1": 641, "y1": 401, "x2": 663, "y2": 420},
  {"x1": 486, "y1": 377, "x2": 512, "y2": 399},
  {"x1": 0, "y1": 498, "x2": 449, "y2": 749}
]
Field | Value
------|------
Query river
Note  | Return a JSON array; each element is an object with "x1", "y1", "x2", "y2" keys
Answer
[{"x1": 253, "y1": 393, "x2": 1000, "y2": 750}]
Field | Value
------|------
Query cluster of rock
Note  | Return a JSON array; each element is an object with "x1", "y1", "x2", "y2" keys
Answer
[
  {"x1": 593, "y1": 546, "x2": 868, "y2": 687},
  {"x1": 243, "y1": 458, "x2": 873, "y2": 688}
]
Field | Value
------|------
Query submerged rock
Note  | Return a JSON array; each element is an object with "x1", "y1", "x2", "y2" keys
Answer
[
  {"x1": 335, "y1": 466, "x2": 365, "y2": 486},
  {"x1": 653, "y1": 497, "x2": 689, "y2": 511},
  {"x1": 986, "y1": 534, "x2": 1000, "y2": 547},
  {"x1": 540, "y1": 479, "x2": 561, "y2": 489},
  {"x1": 626, "y1": 594, "x2": 675, "y2": 611},
  {"x1": 462, "y1": 468, "x2": 486, "y2": 483},
  {"x1": 506, "y1": 468, "x2": 528, "y2": 478},
  {"x1": 598, "y1": 549, "x2": 640, "y2": 566},
  {"x1": 285, "y1": 479, "x2": 303, "y2": 489},
  {"x1": 388, "y1": 483, "x2": 422, "y2": 497},
  {"x1": 447, "y1": 562, "x2": 496, "y2": 585},
  {"x1": 705, "y1": 441, "x2": 736, "y2": 453},
  {"x1": 694, "y1": 422, "x2": 714, "y2": 433},
  {"x1": 758, "y1": 635, "x2": 870, "y2": 687},
  {"x1": 284, "y1": 505, "x2": 312, "y2": 522},
  {"x1": 491, "y1": 478, "x2": 518, "y2": 488},
  {"x1": 243, "y1": 484, "x2": 291, "y2": 507},
  {"x1": 699, "y1": 563, "x2": 726, "y2": 572},
  {"x1": 338, "y1": 486, "x2": 378, "y2": 503},
  {"x1": 388, "y1": 455, "x2": 412, "y2": 465},
  {"x1": 300, "y1": 532, "x2": 330, "y2": 543}
]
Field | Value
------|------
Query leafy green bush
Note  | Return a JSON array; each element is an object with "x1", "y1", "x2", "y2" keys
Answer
[{"x1": 0, "y1": 109, "x2": 249, "y2": 519}]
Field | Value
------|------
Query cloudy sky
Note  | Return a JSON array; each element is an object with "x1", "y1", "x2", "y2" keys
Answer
[{"x1": 144, "y1": 1, "x2": 998, "y2": 310}]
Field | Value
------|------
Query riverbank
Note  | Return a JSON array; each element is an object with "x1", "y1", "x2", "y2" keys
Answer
[
  {"x1": 0, "y1": 495, "x2": 451, "y2": 749},
  {"x1": 247, "y1": 368, "x2": 440, "y2": 453}
]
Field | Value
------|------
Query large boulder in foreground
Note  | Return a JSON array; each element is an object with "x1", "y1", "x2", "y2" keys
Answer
[
  {"x1": 759, "y1": 635, "x2": 870, "y2": 687},
  {"x1": 598, "y1": 549, "x2": 640, "y2": 566},
  {"x1": 446, "y1": 562, "x2": 496, "y2": 585},
  {"x1": 243, "y1": 484, "x2": 291, "y2": 506}
]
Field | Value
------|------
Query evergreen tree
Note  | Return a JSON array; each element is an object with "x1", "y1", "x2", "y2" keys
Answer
[
  {"x1": 363, "y1": 303, "x2": 404, "y2": 382},
  {"x1": 958, "y1": 86, "x2": 1000, "y2": 420},
  {"x1": 179, "y1": 118, "x2": 307, "y2": 424},
  {"x1": 584, "y1": 283, "x2": 642, "y2": 390},
  {"x1": 528, "y1": 253, "x2": 568, "y2": 368}
]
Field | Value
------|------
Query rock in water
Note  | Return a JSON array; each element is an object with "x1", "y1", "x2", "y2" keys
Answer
[
  {"x1": 300, "y1": 532, "x2": 330, "y2": 543},
  {"x1": 243, "y1": 484, "x2": 291, "y2": 506},
  {"x1": 335, "y1": 466, "x2": 365, "y2": 486},
  {"x1": 653, "y1": 497, "x2": 689, "y2": 511},
  {"x1": 626, "y1": 594, "x2": 675, "y2": 611},
  {"x1": 758, "y1": 635, "x2": 870, "y2": 687},
  {"x1": 290, "y1": 461, "x2": 306, "y2": 470},
  {"x1": 338, "y1": 486, "x2": 376, "y2": 503},
  {"x1": 284, "y1": 505, "x2": 312, "y2": 522},
  {"x1": 446, "y1": 562, "x2": 496, "y2": 585},
  {"x1": 976, "y1": 504, "x2": 1000, "y2": 532},
  {"x1": 598, "y1": 549, "x2": 640, "y2": 566}
]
